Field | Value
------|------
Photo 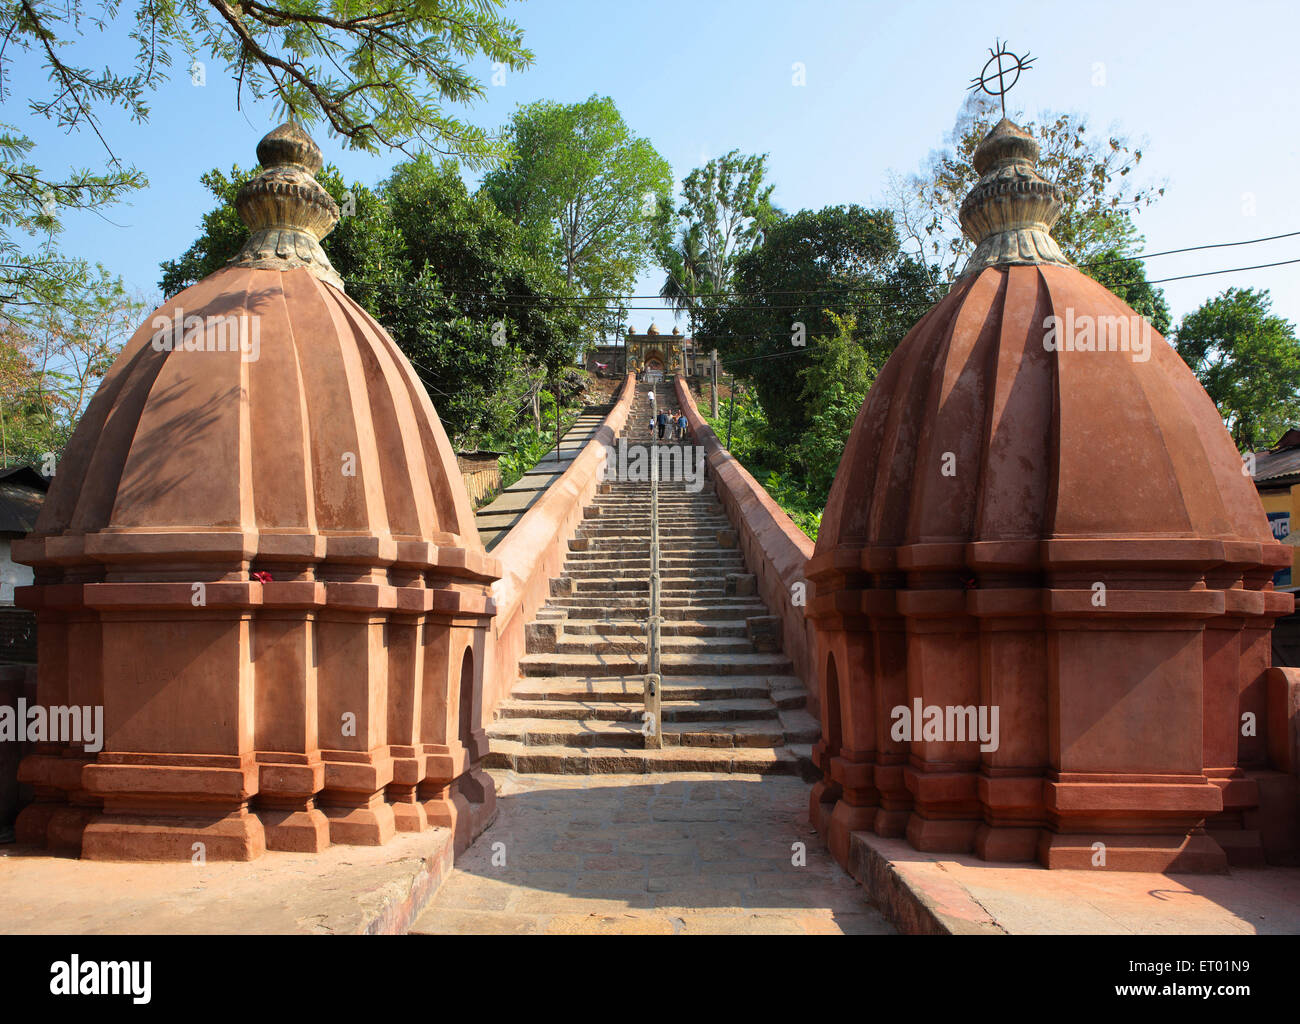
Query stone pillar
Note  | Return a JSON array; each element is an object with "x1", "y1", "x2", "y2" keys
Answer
[
  {"x1": 13, "y1": 601, "x2": 102, "y2": 852},
  {"x1": 79, "y1": 583, "x2": 266, "y2": 862},
  {"x1": 252, "y1": 570, "x2": 330, "y2": 854},
  {"x1": 966, "y1": 576, "x2": 1049, "y2": 862},
  {"x1": 1037, "y1": 544, "x2": 1226, "y2": 872}
]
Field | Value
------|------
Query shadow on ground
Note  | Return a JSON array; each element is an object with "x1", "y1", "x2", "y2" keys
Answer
[{"x1": 411, "y1": 770, "x2": 892, "y2": 935}]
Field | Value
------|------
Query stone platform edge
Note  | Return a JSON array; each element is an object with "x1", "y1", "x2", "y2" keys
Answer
[
  {"x1": 361, "y1": 826, "x2": 458, "y2": 934},
  {"x1": 847, "y1": 831, "x2": 1006, "y2": 935}
]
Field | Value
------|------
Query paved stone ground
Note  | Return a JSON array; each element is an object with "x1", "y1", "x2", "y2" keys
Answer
[
  {"x1": 0, "y1": 826, "x2": 455, "y2": 933},
  {"x1": 409, "y1": 769, "x2": 893, "y2": 935}
]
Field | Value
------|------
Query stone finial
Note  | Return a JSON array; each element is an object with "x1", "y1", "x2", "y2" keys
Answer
[
  {"x1": 957, "y1": 118, "x2": 1071, "y2": 278},
  {"x1": 231, "y1": 122, "x2": 344, "y2": 289}
]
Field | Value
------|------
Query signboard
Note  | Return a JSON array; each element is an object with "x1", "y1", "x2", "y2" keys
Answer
[{"x1": 1268, "y1": 511, "x2": 1292, "y2": 587}]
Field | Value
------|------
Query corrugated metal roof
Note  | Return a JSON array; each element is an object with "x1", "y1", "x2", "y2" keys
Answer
[
  {"x1": 1253, "y1": 429, "x2": 1300, "y2": 484},
  {"x1": 0, "y1": 465, "x2": 48, "y2": 533}
]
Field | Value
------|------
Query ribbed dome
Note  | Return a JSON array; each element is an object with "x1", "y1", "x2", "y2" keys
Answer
[
  {"x1": 24, "y1": 123, "x2": 484, "y2": 582},
  {"x1": 816, "y1": 262, "x2": 1272, "y2": 567},
  {"x1": 817, "y1": 115, "x2": 1272, "y2": 575},
  {"x1": 30, "y1": 266, "x2": 478, "y2": 562}
]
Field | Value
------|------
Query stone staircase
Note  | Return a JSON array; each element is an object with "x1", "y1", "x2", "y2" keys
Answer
[{"x1": 485, "y1": 382, "x2": 818, "y2": 775}]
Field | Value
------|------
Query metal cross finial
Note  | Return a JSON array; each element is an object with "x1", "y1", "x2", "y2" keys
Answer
[{"x1": 968, "y1": 40, "x2": 1036, "y2": 117}]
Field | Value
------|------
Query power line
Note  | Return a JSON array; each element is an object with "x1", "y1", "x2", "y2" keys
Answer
[
  {"x1": 1147, "y1": 257, "x2": 1300, "y2": 285},
  {"x1": 345, "y1": 228, "x2": 1300, "y2": 304}
]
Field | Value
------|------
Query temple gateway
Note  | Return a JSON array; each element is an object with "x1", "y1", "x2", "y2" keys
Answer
[{"x1": 587, "y1": 323, "x2": 711, "y2": 382}]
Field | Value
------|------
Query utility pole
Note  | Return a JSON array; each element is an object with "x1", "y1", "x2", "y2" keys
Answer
[
  {"x1": 553, "y1": 371, "x2": 562, "y2": 461},
  {"x1": 725, "y1": 377, "x2": 737, "y2": 451},
  {"x1": 711, "y1": 348, "x2": 719, "y2": 417}
]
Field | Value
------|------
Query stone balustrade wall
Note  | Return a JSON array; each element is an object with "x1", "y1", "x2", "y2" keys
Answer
[
  {"x1": 484, "y1": 373, "x2": 636, "y2": 720},
  {"x1": 674, "y1": 375, "x2": 818, "y2": 717}
]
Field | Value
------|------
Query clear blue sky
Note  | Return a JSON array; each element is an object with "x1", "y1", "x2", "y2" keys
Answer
[{"x1": 12, "y1": 0, "x2": 1300, "y2": 331}]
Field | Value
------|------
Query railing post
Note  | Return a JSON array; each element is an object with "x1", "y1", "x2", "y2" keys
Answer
[{"x1": 644, "y1": 471, "x2": 663, "y2": 749}]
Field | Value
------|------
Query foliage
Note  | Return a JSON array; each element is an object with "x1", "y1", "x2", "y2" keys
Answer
[
  {"x1": 792, "y1": 311, "x2": 875, "y2": 499},
  {"x1": 700, "y1": 383, "x2": 822, "y2": 541},
  {"x1": 1174, "y1": 287, "x2": 1300, "y2": 451},
  {"x1": 495, "y1": 387, "x2": 581, "y2": 491},
  {"x1": 1087, "y1": 245, "x2": 1173, "y2": 336},
  {"x1": 1, "y1": 0, "x2": 532, "y2": 334},
  {"x1": 0, "y1": 264, "x2": 143, "y2": 466},
  {"x1": 160, "y1": 153, "x2": 584, "y2": 448},
  {"x1": 697, "y1": 204, "x2": 930, "y2": 438},
  {"x1": 659, "y1": 150, "x2": 780, "y2": 322},
  {"x1": 5, "y1": 0, "x2": 532, "y2": 158},
  {"x1": 482, "y1": 94, "x2": 673, "y2": 317},
  {"x1": 889, "y1": 93, "x2": 1166, "y2": 289}
]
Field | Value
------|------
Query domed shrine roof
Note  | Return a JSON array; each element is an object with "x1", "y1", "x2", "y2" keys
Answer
[
  {"x1": 814, "y1": 118, "x2": 1285, "y2": 581},
  {"x1": 21, "y1": 122, "x2": 492, "y2": 584}
]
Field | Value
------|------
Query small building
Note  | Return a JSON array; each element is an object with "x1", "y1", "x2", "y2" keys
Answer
[
  {"x1": 586, "y1": 324, "x2": 715, "y2": 381},
  {"x1": 1251, "y1": 428, "x2": 1299, "y2": 591},
  {"x1": 0, "y1": 464, "x2": 47, "y2": 662}
]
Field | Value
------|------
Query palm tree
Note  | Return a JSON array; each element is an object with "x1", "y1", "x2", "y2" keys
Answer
[{"x1": 659, "y1": 224, "x2": 714, "y2": 319}]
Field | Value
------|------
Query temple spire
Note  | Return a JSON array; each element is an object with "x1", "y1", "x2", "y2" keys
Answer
[
  {"x1": 231, "y1": 121, "x2": 344, "y2": 289},
  {"x1": 957, "y1": 117, "x2": 1072, "y2": 278}
]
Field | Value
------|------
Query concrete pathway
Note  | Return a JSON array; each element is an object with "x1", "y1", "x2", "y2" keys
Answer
[{"x1": 409, "y1": 769, "x2": 893, "y2": 934}]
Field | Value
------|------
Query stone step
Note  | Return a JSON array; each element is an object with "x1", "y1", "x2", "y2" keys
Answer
[
  {"x1": 487, "y1": 717, "x2": 785, "y2": 749},
  {"x1": 570, "y1": 550, "x2": 737, "y2": 561},
  {"x1": 577, "y1": 537, "x2": 725, "y2": 545},
  {"x1": 571, "y1": 578, "x2": 728, "y2": 592},
  {"x1": 494, "y1": 696, "x2": 778, "y2": 721},
  {"x1": 562, "y1": 565, "x2": 746, "y2": 575},
  {"x1": 549, "y1": 633, "x2": 755, "y2": 656},
  {"x1": 560, "y1": 619, "x2": 748, "y2": 637},
  {"x1": 582, "y1": 521, "x2": 727, "y2": 528},
  {"x1": 562, "y1": 559, "x2": 746, "y2": 571},
  {"x1": 482, "y1": 741, "x2": 801, "y2": 775},
  {"x1": 593, "y1": 491, "x2": 717, "y2": 497},
  {"x1": 495, "y1": 407, "x2": 818, "y2": 777},
  {"x1": 509, "y1": 674, "x2": 800, "y2": 703},
  {"x1": 579, "y1": 539, "x2": 732, "y2": 550},
  {"x1": 564, "y1": 558, "x2": 748, "y2": 576},
  {"x1": 518, "y1": 651, "x2": 794, "y2": 678},
  {"x1": 544, "y1": 601, "x2": 766, "y2": 619}
]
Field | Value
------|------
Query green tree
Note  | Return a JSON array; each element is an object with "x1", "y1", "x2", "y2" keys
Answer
[
  {"x1": 482, "y1": 94, "x2": 673, "y2": 305},
  {"x1": 1174, "y1": 287, "x2": 1300, "y2": 451},
  {"x1": 371, "y1": 154, "x2": 583, "y2": 444},
  {"x1": 697, "y1": 204, "x2": 929, "y2": 438},
  {"x1": 660, "y1": 151, "x2": 780, "y2": 320},
  {"x1": 659, "y1": 224, "x2": 709, "y2": 319},
  {"x1": 2, "y1": 0, "x2": 532, "y2": 330},
  {"x1": 161, "y1": 153, "x2": 583, "y2": 448},
  {"x1": 794, "y1": 311, "x2": 876, "y2": 500},
  {"x1": 0, "y1": 265, "x2": 142, "y2": 465},
  {"x1": 1088, "y1": 245, "x2": 1173, "y2": 335}
]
